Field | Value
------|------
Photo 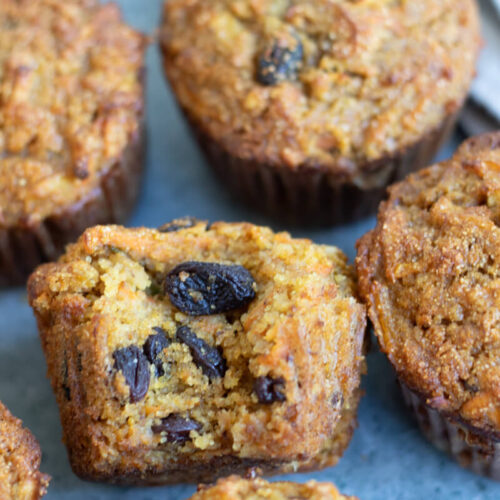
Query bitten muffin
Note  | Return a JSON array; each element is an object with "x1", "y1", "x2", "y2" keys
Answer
[
  {"x1": 28, "y1": 220, "x2": 366, "y2": 485},
  {"x1": 0, "y1": 401, "x2": 50, "y2": 499},
  {"x1": 356, "y1": 132, "x2": 500, "y2": 479},
  {"x1": 160, "y1": 0, "x2": 480, "y2": 226},
  {"x1": 191, "y1": 475, "x2": 358, "y2": 500},
  {"x1": 0, "y1": 0, "x2": 146, "y2": 286}
]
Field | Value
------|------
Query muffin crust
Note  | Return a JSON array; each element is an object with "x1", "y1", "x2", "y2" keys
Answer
[
  {"x1": 191, "y1": 475, "x2": 358, "y2": 500},
  {"x1": 28, "y1": 221, "x2": 366, "y2": 484},
  {"x1": 161, "y1": 0, "x2": 479, "y2": 172},
  {"x1": 356, "y1": 132, "x2": 500, "y2": 439},
  {"x1": 0, "y1": 0, "x2": 145, "y2": 227},
  {"x1": 0, "y1": 401, "x2": 50, "y2": 500}
]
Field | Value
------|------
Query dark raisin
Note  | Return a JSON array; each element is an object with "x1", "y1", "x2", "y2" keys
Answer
[
  {"x1": 257, "y1": 34, "x2": 303, "y2": 86},
  {"x1": 113, "y1": 345, "x2": 150, "y2": 403},
  {"x1": 62, "y1": 357, "x2": 71, "y2": 401},
  {"x1": 152, "y1": 414, "x2": 202, "y2": 443},
  {"x1": 254, "y1": 376, "x2": 286, "y2": 404},
  {"x1": 63, "y1": 385, "x2": 71, "y2": 401},
  {"x1": 158, "y1": 217, "x2": 204, "y2": 233},
  {"x1": 176, "y1": 326, "x2": 226, "y2": 379},
  {"x1": 143, "y1": 327, "x2": 171, "y2": 376},
  {"x1": 165, "y1": 262, "x2": 256, "y2": 316}
]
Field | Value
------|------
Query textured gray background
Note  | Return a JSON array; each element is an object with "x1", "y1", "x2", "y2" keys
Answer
[{"x1": 1, "y1": 1, "x2": 499, "y2": 498}]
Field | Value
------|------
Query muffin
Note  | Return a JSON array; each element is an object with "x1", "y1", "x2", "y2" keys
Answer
[
  {"x1": 160, "y1": 0, "x2": 480, "y2": 226},
  {"x1": 191, "y1": 475, "x2": 358, "y2": 500},
  {"x1": 356, "y1": 132, "x2": 500, "y2": 479},
  {"x1": 0, "y1": 0, "x2": 146, "y2": 286},
  {"x1": 28, "y1": 220, "x2": 366, "y2": 485},
  {"x1": 0, "y1": 401, "x2": 50, "y2": 499}
]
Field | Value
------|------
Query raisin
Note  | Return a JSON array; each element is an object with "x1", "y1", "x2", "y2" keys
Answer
[
  {"x1": 254, "y1": 376, "x2": 286, "y2": 404},
  {"x1": 158, "y1": 217, "x2": 204, "y2": 233},
  {"x1": 143, "y1": 327, "x2": 171, "y2": 376},
  {"x1": 176, "y1": 326, "x2": 226, "y2": 379},
  {"x1": 62, "y1": 357, "x2": 71, "y2": 401},
  {"x1": 152, "y1": 414, "x2": 202, "y2": 443},
  {"x1": 113, "y1": 345, "x2": 150, "y2": 403},
  {"x1": 257, "y1": 34, "x2": 303, "y2": 86},
  {"x1": 165, "y1": 262, "x2": 256, "y2": 316},
  {"x1": 63, "y1": 385, "x2": 71, "y2": 401}
]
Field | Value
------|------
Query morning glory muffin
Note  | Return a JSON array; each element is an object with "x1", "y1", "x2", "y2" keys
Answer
[
  {"x1": 0, "y1": 0, "x2": 146, "y2": 286},
  {"x1": 28, "y1": 220, "x2": 366, "y2": 485},
  {"x1": 356, "y1": 132, "x2": 500, "y2": 479},
  {"x1": 160, "y1": 0, "x2": 480, "y2": 226},
  {"x1": 0, "y1": 401, "x2": 50, "y2": 499},
  {"x1": 191, "y1": 475, "x2": 358, "y2": 500}
]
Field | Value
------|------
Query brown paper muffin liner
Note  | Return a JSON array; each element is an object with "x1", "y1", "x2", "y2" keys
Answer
[
  {"x1": 0, "y1": 124, "x2": 145, "y2": 287},
  {"x1": 400, "y1": 382, "x2": 500, "y2": 480},
  {"x1": 184, "y1": 110, "x2": 458, "y2": 227}
]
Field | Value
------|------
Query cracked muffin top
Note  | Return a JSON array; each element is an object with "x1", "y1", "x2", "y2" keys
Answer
[
  {"x1": 191, "y1": 475, "x2": 358, "y2": 500},
  {"x1": 0, "y1": 0, "x2": 145, "y2": 227},
  {"x1": 161, "y1": 0, "x2": 479, "y2": 171},
  {"x1": 0, "y1": 401, "x2": 50, "y2": 499},
  {"x1": 356, "y1": 132, "x2": 500, "y2": 439}
]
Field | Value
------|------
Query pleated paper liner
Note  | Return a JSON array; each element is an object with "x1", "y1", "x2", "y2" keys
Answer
[
  {"x1": 401, "y1": 382, "x2": 500, "y2": 480},
  {"x1": 186, "y1": 111, "x2": 459, "y2": 227}
]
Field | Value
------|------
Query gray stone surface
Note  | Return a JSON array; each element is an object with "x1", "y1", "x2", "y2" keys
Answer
[{"x1": 0, "y1": 1, "x2": 498, "y2": 498}]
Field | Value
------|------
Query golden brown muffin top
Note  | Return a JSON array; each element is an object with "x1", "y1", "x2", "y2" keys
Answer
[
  {"x1": 356, "y1": 132, "x2": 500, "y2": 439},
  {"x1": 161, "y1": 0, "x2": 479, "y2": 173},
  {"x1": 28, "y1": 221, "x2": 365, "y2": 474},
  {"x1": 192, "y1": 475, "x2": 358, "y2": 500},
  {"x1": 0, "y1": 401, "x2": 50, "y2": 499},
  {"x1": 0, "y1": 0, "x2": 145, "y2": 228}
]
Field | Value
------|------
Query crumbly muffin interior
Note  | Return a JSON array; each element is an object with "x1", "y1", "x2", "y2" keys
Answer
[
  {"x1": 0, "y1": 0, "x2": 144, "y2": 226},
  {"x1": 31, "y1": 222, "x2": 365, "y2": 472},
  {"x1": 162, "y1": 0, "x2": 479, "y2": 169},
  {"x1": 192, "y1": 476, "x2": 356, "y2": 500},
  {"x1": 356, "y1": 134, "x2": 500, "y2": 436}
]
